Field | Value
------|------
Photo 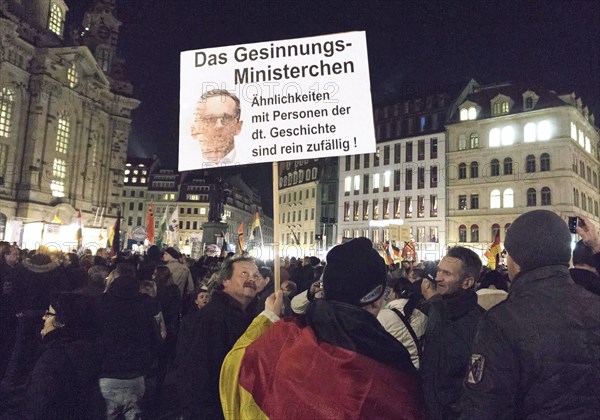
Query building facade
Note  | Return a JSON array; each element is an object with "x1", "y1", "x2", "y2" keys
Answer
[
  {"x1": 0, "y1": 0, "x2": 139, "y2": 247},
  {"x1": 446, "y1": 82, "x2": 599, "y2": 258}
]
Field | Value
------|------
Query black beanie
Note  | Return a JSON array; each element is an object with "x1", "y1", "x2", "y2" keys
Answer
[
  {"x1": 164, "y1": 247, "x2": 181, "y2": 260},
  {"x1": 504, "y1": 210, "x2": 572, "y2": 272},
  {"x1": 323, "y1": 237, "x2": 387, "y2": 307}
]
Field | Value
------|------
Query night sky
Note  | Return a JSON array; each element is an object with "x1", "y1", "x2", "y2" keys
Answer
[{"x1": 68, "y1": 1, "x2": 599, "y2": 217}]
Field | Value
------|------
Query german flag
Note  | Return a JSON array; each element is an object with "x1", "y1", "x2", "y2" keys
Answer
[{"x1": 220, "y1": 303, "x2": 424, "y2": 419}]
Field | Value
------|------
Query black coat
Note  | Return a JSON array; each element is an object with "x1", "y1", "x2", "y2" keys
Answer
[
  {"x1": 97, "y1": 278, "x2": 162, "y2": 379},
  {"x1": 24, "y1": 329, "x2": 104, "y2": 420},
  {"x1": 570, "y1": 267, "x2": 600, "y2": 296},
  {"x1": 462, "y1": 265, "x2": 600, "y2": 419},
  {"x1": 420, "y1": 290, "x2": 484, "y2": 420},
  {"x1": 175, "y1": 289, "x2": 254, "y2": 419}
]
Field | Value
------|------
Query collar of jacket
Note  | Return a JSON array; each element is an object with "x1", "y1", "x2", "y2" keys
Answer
[
  {"x1": 434, "y1": 289, "x2": 479, "y2": 320},
  {"x1": 509, "y1": 264, "x2": 571, "y2": 295},
  {"x1": 211, "y1": 289, "x2": 251, "y2": 313},
  {"x1": 22, "y1": 258, "x2": 59, "y2": 273},
  {"x1": 305, "y1": 299, "x2": 416, "y2": 372}
]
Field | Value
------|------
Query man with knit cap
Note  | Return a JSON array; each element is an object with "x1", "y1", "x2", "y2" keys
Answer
[
  {"x1": 462, "y1": 210, "x2": 600, "y2": 418},
  {"x1": 162, "y1": 247, "x2": 194, "y2": 297},
  {"x1": 220, "y1": 238, "x2": 424, "y2": 419}
]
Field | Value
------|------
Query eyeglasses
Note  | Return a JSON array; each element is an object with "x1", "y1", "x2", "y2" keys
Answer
[
  {"x1": 44, "y1": 311, "x2": 56, "y2": 317},
  {"x1": 197, "y1": 114, "x2": 238, "y2": 127}
]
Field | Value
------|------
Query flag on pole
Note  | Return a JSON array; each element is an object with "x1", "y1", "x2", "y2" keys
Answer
[
  {"x1": 484, "y1": 232, "x2": 502, "y2": 269},
  {"x1": 146, "y1": 201, "x2": 155, "y2": 244},
  {"x1": 75, "y1": 210, "x2": 83, "y2": 250},
  {"x1": 401, "y1": 241, "x2": 418, "y2": 262},
  {"x1": 251, "y1": 212, "x2": 261, "y2": 231},
  {"x1": 155, "y1": 207, "x2": 168, "y2": 249},
  {"x1": 237, "y1": 223, "x2": 244, "y2": 254},
  {"x1": 108, "y1": 209, "x2": 121, "y2": 257},
  {"x1": 391, "y1": 242, "x2": 400, "y2": 258},
  {"x1": 382, "y1": 241, "x2": 395, "y2": 265},
  {"x1": 167, "y1": 206, "x2": 180, "y2": 247}
]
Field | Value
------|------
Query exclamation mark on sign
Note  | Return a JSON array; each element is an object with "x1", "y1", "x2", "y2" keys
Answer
[{"x1": 354, "y1": 137, "x2": 357, "y2": 148}]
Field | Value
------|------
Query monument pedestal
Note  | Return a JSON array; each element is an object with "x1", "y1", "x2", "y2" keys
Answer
[{"x1": 202, "y1": 221, "x2": 228, "y2": 247}]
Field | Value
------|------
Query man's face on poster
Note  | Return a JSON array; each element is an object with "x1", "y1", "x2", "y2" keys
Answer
[{"x1": 193, "y1": 95, "x2": 243, "y2": 161}]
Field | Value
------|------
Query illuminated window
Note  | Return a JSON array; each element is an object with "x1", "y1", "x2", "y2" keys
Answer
[
  {"x1": 524, "y1": 122, "x2": 536, "y2": 142},
  {"x1": 55, "y1": 116, "x2": 70, "y2": 154},
  {"x1": 48, "y1": 3, "x2": 63, "y2": 36},
  {"x1": 383, "y1": 171, "x2": 391, "y2": 190},
  {"x1": 124, "y1": 169, "x2": 130, "y2": 175},
  {"x1": 0, "y1": 144, "x2": 7, "y2": 183},
  {"x1": 458, "y1": 134, "x2": 467, "y2": 150},
  {"x1": 490, "y1": 189, "x2": 501, "y2": 209},
  {"x1": 503, "y1": 188, "x2": 514, "y2": 208},
  {"x1": 470, "y1": 133, "x2": 479, "y2": 148},
  {"x1": 123, "y1": 177, "x2": 128, "y2": 183},
  {"x1": 0, "y1": 88, "x2": 15, "y2": 138},
  {"x1": 468, "y1": 107, "x2": 477, "y2": 120},
  {"x1": 538, "y1": 120, "x2": 551, "y2": 140},
  {"x1": 501, "y1": 126, "x2": 514, "y2": 145},
  {"x1": 67, "y1": 62, "x2": 78, "y2": 88},
  {"x1": 578, "y1": 130, "x2": 584, "y2": 147},
  {"x1": 344, "y1": 176, "x2": 351, "y2": 194},
  {"x1": 140, "y1": 177, "x2": 146, "y2": 183},
  {"x1": 353, "y1": 175, "x2": 360, "y2": 192},
  {"x1": 489, "y1": 128, "x2": 500, "y2": 147},
  {"x1": 585, "y1": 137, "x2": 591, "y2": 153},
  {"x1": 373, "y1": 173, "x2": 380, "y2": 190},
  {"x1": 571, "y1": 122, "x2": 577, "y2": 141},
  {"x1": 51, "y1": 158, "x2": 66, "y2": 197},
  {"x1": 460, "y1": 108, "x2": 468, "y2": 121}
]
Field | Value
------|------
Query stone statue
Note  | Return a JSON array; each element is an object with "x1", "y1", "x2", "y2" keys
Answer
[{"x1": 208, "y1": 179, "x2": 227, "y2": 222}]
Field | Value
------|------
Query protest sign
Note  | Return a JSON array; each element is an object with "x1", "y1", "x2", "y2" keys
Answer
[{"x1": 179, "y1": 31, "x2": 375, "y2": 170}]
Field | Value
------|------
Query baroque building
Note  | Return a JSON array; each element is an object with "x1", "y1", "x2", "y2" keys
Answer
[
  {"x1": 0, "y1": 0, "x2": 139, "y2": 246},
  {"x1": 446, "y1": 82, "x2": 599, "y2": 256}
]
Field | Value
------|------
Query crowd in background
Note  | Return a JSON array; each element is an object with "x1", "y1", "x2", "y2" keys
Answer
[{"x1": 0, "y1": 210, "x2": 598, "y2": 419}]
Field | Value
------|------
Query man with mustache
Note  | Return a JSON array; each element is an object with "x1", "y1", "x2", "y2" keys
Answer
[{"x1": 176, "y1": 256, "x2": 259, "y2": 419}]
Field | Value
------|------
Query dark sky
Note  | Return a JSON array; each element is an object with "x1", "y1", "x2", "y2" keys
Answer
[{"x1": 69, "y1": 0, "x2": 599, "y2": 216}]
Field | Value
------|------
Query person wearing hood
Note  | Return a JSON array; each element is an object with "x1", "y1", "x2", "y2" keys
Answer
[
  {"x1": 24, "y1": 292, "x2": 103, "y2": 419},
  {"x1": 162, "y1": 247, "x2": 194, "y2": 299},
  {"x1": 462, "y1": 210, "x2": 600, "y2": 418},
  {"x1": 97, "y1": 265, "x2": 162, "y2": 419}
]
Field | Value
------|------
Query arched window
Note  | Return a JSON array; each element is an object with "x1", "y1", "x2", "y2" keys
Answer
[
  {"x1": 524, "y1": 122, "x2": 536, "y2": 142},
  {"x1": 470, "y1": 224, "x2": 479, "y2": 242},
  {"x1": 458, "y1": 225, "x2": 467, "y2": 242},
  {"x1": 460, "y1": 108, "x2": 468, "y2": 121},
  {"x1": 541, "y1": 187, "x2": 551, "y2": 206},
  {"x1": 501, "y1": 126, "x2": 514, "y2": 145},
  {"x1": 468, "y1": 107, "x2": 477, "y2": 120},
  {"x1": 48, "y1": 3, "x2": 63, "y2": 36},
  {"x1": 470, "y1": 133, "x2": 479, "y2": 148},
  {"x1": 490, "y1": 159, "x2": 500, "y2": 176},
  {"x1": 67, "y1": 62, "x2": 79, "y2": 89},
  {"x1": 526, "y1": 155, "x2": 536, "y2": 173},
  {"x1": 589, "y1": 197, "x2": 593, "y2": 213},
  {"x1": 540, "y1": 153, "x2": 550, "y2": 171},
  {"x1": 574, "y1": 188, "x2": 579, "y2": 207},
  {"x1": 491, "y1": 223, "x2": 500, "y2": 240},
  {"x1": 582, "y1": 193, "x2": 587, "y2": 211},
  {"x1": 458, "y1": 134, "x2": 467, "y2": 150},
  {"x1": 0, "y1": 87, "x2": 15, "y2": 138},
  {"x1": 503, "y1": 157, "x2": 513, "y2": 175},
  {"x1": 526, "y1": 188, "x2": 537, "y2": 206},
  {"x1": 503, "y1": 188, "x2": 514, "y2": 208},
  {"x1": 470, "y1": 161, "x2": 479, "y2": 178},
  {"x1": 489, "y1": 128, "x2": 500, "y2": 147},
  {"x1": 458, "y1": 163, "x2": 467, "y2": 180},
  {"x1": 490, "y1": 189, "x2": 501, "y2": 209},
  {"x1": 538, "y1": 120, "x2": 551, "y2": 140}
]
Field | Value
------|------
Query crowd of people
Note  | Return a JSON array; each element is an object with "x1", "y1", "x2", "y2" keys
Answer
[{"x1": 0, "y1": 209, "x2": 599, "y2": 419}]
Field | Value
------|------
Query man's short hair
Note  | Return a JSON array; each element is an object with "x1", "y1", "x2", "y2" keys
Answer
[
  {"x1": 446, "y1": 246, "x2": 482, "y2": 284},
  {"x1": 213, "y1": 256, "x2": 256, "y2": 290},
  {"x1": 199, "y1": 89, "x2": 241, "y2": 118},
  {"x1": 88, "y1": 265, "x2": 110, "y2": 285}
]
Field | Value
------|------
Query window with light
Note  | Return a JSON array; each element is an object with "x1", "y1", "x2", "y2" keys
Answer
[
  {"x1": 353, "y1": 175, "x2": 360, "y2": 192},
  {"x1": 503, "y1": 188, "x2": 514, "y2": 208},
  {"x1": 48, "y1": 3, "x2": 63, "y2": 36},
  {"x1": 55, "y1": 117, "x2": 70, "y2": 154},
  {"x1": 344, "y1": 177, "x2": 351, "y2": 193},
  {"x1": 524, "y1": 123, "x2": 536, "y2": 142},
  {"x1": 0, "y1": 88, "x2": 15, "y2": 138},
  {"x1": 67, "y1": 63, "x2": 78, "y2": 89},
  {"x1": 460, "y1": 108, "x2": 468, "y2": 121},
  {"x1": 537, "y1": 121, "x2": 551, "y2": 140},
  {"x1": 468, "y1": 107, "x2": 477, "y2": 120},
  {"x1": 490, "y1": 190, "x2": 501, "y2": 209},
  {"x1": 51, "y1": 158, "x2": 66, "y2": 197},
  {"x1": 571, "y1": 122, "x2": 577, "y2": 141},
  {"x1": 489, "y1": 128, "x2": 500, "y2": 147},
  {"x1": 373, "y1": 173, "x2": 380, "y2": 190},
  {"x1": 383, "y1": 171, "x2": 391, "y2": 189},
  {"x1": 501, "y1": 126, "x2": 514, "y2": 145}
]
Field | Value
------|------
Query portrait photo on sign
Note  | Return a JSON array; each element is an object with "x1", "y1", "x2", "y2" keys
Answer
[{"x1": 179, "y1": 32, "x2": 376, "y2": 171}]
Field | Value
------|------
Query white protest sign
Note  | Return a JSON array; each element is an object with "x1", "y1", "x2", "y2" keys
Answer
[{"x1": 179, "y1": 31, "x2": 375, "y2": 170}]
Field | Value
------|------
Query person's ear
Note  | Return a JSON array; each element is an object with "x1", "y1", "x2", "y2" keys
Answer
[
  {"x1": 234, "y1": 119, "x2": 243, "y2": 135},
  {"x1": 461, "y1": 276, "x2": 475, "y2": 289}
]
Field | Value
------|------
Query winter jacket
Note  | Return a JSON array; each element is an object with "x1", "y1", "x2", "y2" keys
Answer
[
  {"x1": 97, "y1": 277, "x2": 161, "y2": 379},
  {"x1": 24, "y1": 328, "x2": 104, "y2": 420},
  {"x1": 420, "y1": 290, "x2": 484, "y2": 420},
  {"x1": 378, "y1": 298, "x2": 428, "y2": 369},
  {"x1": 175, "y1": 289, "x2": 255, "y2": 419},
  {"x1": 13, "y1": 259, "x2": 67, "y2": 313},
  {"x1": 569, "y1": 267, "x2": 600, "y2": 296},
  {"x1": 462, "y1": 265, "x2": 600, "y2": 419},
  {"x1": 166, "y1": 260, "x2": 194, "y2": 297}
]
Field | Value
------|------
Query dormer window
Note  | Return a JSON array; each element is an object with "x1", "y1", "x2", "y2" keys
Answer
[
  {"x1": 491, "y1": 94, "x2": 512, "y2": 116},
  {"x1": 523, "y1": 90, "x2": 540, "y2": 111},
  {"x1": 459, "y1": 101, "x2": 479, "y2": 121},
  {"x1": 48, "y1": 3, "x2": 64, "y2": 37}
]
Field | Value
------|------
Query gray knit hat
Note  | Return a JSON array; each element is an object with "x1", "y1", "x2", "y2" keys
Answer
[{"x1": 504, "y1": 210, "x2": 571, "y2": 272}]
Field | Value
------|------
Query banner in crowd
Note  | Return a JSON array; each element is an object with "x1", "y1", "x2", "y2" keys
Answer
[{"x1": 179, "y1": 31, "x2": 375, "y2": 170}]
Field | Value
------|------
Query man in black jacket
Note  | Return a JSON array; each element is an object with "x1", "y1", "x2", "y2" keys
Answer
[
  {"x1": 420, "y1": 246, "x2": 484, "y2": 420},
  {"x1": 176, "y1": 256, "x2": 259, "y2": 419},
  {"x1": 462, "y1": 210, "x2": 600, "y2": 418}
]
